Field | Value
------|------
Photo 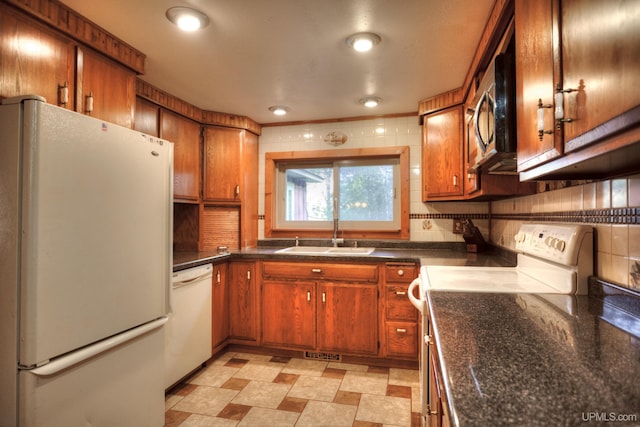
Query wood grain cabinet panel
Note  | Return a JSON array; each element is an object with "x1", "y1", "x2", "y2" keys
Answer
[
  {"x1": 161, "y1": 110, "x2": 201, "y2": 202},
  {"x1": 0, "y1": 4, "x2": 75, "y2": 107},
  {"x1": 383, "y1": 263, "x2": 419, "y2": 360},
  {"x1": 516, "y1": 0, "x2": 640, "y2": 179},
  {"x1": 422, "y1": 105, "x2": 464, "y2": 200},
  {"x1": 76, "y1": 46, "x2": 136, "y2": 128},
  {"x1": 203, "y1": 126, "x2": 242, "y2": 202},
  {"x1": 560, "y1": 0, "x2": 640, "y2": 151},
  {"x1": 134, "y1": 97, "x2": 159, "y2": 136},
  {"x1": 262, "y1": 280, "x2": 316, "y2": 349},
  {"x1": 261, "y1": 261, "x2": 379, "y2": 357},
  {"x1": 515, "y1": 0, "x2": 562, "y2": 172},
  {"x1": 228, "y1": 261, "x2": 258, "y2": 343},
  {"x1": 212, "y1": 262, "x2": 229, "y2": 352},
  {"x1": 317, "y1": 282, "x2": 378, "y2": 356}
]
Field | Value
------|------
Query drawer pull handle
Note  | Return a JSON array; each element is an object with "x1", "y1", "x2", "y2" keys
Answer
[
  {"x1": 395, "y1": 291, "x2": 407, "y2": 296},
  {"x1": 396, "y1": 328, "x2": 407, "y2": 333},
  {"x1": 311, "y1": 268, "x2": 322, "y2": 273}
]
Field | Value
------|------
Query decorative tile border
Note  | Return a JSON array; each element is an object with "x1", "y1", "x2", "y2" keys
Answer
[
  {"x1": 492, "y1": 208, "x2": 640, "y2": 224},
  {"x1": 409, "y1": 213, "x2": 489, "y2": 220}
]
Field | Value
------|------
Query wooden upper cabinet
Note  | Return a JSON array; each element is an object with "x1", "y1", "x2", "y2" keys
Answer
[
  {"x1": 76, "y1": 46, "x2": 136, "y2": 128},
  {"x1": 516, "y1": 0, "x2": 640, "y2": 179},
  {"x1": 134, "y1": 97, "x2": 159, "y2": 136},
  {"x1": 560, "y1": 0, "x2": 640, "y2": 152},
  {"x1": 160, "y1": 110, "x2": 201, "y2": 202},
  {"x1": 0, "y1": 4, "x2": 75, "y2": 107},
  {"x1": 203, "y1": 126, "x2": 242, "y2": 202},
  {"x1": 515, "y1": 0, "x2": 562, "y2": 172},
  {"x1": 422, "y1": 105, "x2": 464, "y2": 200}
]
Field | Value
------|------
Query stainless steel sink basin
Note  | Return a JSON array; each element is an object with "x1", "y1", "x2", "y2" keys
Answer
[{"x1": 275, "y1": 246, "x2": 375, "y2": 256}]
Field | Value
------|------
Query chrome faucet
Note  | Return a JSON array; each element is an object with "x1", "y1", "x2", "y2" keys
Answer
[{"x1": 332, "y1": 218, "x2": 344, "y2": 247}]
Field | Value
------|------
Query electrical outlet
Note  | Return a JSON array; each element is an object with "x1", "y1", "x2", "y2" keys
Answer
[{"x1": 453, "y1": 218, "x2": 464, "y2": 234}]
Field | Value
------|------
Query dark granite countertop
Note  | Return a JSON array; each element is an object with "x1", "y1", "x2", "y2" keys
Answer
[
  {"x1": 173, "y1": 242, "x2": 515, "y2": 271},
  {"x1": 427, "y1": 281, "x2": 640, "y2": 427}
]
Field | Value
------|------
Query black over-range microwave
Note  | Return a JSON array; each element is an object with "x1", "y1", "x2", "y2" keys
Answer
[{"x1": 467, "y1": 52, "x2": 517, "y2": 174}]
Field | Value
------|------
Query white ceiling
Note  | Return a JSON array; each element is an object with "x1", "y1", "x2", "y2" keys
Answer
[{"x1": 60, "y1": 0, "x2": 495, "y2": 124}]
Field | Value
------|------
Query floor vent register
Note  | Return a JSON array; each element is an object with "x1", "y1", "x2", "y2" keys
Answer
[{"x1": 304, "y1": 351, "x2": 342, "y2": 362}]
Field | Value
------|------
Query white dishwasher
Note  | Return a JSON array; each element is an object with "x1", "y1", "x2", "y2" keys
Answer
[{"x1": 165, "y1": 263, "x2": 213, "y2": 389}]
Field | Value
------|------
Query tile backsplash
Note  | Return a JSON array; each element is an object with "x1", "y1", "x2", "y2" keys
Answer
[
  {"x1": 258, "y1": 119, "x2": 639, "y2": 292},
  {"x1": 491, "y1": 176, "x2": 640, "y2": 291}
]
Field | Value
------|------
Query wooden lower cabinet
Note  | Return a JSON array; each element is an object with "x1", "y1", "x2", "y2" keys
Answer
[
  {"x1": 211, "y1": 262, "x2": 229, "y2": 352},
  {"x1": 229, "y1": 261, "x2": 258, "y2": 343},
  {"x1": 261, "y1": 261, "x2": 379, "y2": 357},
  {"x1": 317, "y1": 282, "x2": 378, "y2": 355},
  {"x1": 262, "y1": 280, "x2": 316, "y2": 349},
  {"x1": 383, "y1": 263, "x2": 419, "y2": 360}
]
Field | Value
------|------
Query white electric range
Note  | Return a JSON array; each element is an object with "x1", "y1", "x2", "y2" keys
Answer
[{"x1": 407, "y1": 223, "x2": 594, "y2": 426}]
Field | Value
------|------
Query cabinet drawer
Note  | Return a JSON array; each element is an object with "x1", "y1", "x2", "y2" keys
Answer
[
  {"x1": 386, "y1": 285, "x2": 418, "y2": 321},
  {"x1": 263, "y1": 261, "x2": 378, "y2": 282},
  {"x1": 386, "y1": 322, "x2": 418, "y2": 359},
  {"x1": 385, "y1": 264, "x2": 418, "y2": 283}
]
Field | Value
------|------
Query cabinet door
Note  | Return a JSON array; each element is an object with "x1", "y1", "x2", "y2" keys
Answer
[
  {"x1": 76, "y1": 46, "x2": 136, "y2": 128},
  {"x1": 317, "y1": 283, "x2": 378, "y2": 355},
  {"x1": 422, "y1": 106, "x2": 464, "y2": 200},
  {"x1": 203, "y1": 126, "x2": 242, "y2": 202},
  {"x1": 212, "y1": 263, "x2": 229, "y2": 350},
  {"x1": 515, "y1": 0, "x2": 563, "y2": 172},
  {"x1": 228, "y1": 261, "x2": 258, "y2": 341},
  {"x1": 262, "y1": 280, "x2": 316, "y2": 349},
  {"x1": 561, "y1": 0, "x2": 640, "y2": 151},
  {"x1": 161, "y1": 110, "x2": 201, "y2": 201},
  {"x1": 0, "y1": 4, "x2": 75, "y2": 108},
  {"x1": 134, "y1": 97, "x2": 159, "y2": 136}
]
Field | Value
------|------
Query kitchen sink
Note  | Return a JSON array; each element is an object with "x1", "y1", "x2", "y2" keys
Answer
[
  {"x1": 325, "y1": 247, "x2": 375, "y2": 255},
  {"x1": 275, "y1": 246, "x2": 375, "y2": 256}
]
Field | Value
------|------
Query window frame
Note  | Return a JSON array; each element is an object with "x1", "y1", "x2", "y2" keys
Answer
[{"x1": 265, "y1": 146, "x2": 410, "y2": 240}]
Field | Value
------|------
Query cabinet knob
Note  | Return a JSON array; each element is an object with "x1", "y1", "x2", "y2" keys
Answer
[
  {"x1": 397, "y1": 269, "x2": 404, "y2": 276},
  {"x1": 307, "y1": 290, "x2": 311, "y2": 302},
  {"x1": 234, "y1": 185, "x2": 240, "y2": 198}
]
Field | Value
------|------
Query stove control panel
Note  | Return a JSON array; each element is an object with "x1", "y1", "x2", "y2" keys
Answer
[{"x1": 514, "y1": 223, "x2": 593, "y2": 267}]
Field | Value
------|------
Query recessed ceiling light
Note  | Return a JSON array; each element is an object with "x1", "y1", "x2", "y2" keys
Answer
[
  {"x1": 345, "y1": 32, "x2": 382, "y2": 52},
  {"x1": 166, "y1": 7, "x2": 209, "y2": 32},
  {"x1": 359, "y1": 96, "x2": 382, "y2": 108},
  {"x1": 268, "y1": 106, "x2": 290, "y2": 116}
]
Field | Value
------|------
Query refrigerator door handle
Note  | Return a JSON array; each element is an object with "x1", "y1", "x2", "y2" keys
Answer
[{"x1": 28, "y1": 317, "x2": 168, "y2": 377}]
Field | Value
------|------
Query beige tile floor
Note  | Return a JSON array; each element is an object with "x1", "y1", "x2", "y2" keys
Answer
[{"x1": 165, "y1": 351, "x2": 421, "y2": 427}]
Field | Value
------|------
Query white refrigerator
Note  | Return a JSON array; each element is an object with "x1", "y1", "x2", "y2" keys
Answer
[{"x1": 0, "y1": 96, "x2": 173, "y2": 427}]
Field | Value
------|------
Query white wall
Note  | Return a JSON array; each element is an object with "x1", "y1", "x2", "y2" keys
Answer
[{"x1": 258, "y1": 116, "x2": 489, "y2": 242}]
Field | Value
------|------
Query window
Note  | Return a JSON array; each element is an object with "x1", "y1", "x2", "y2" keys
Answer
[{"x1": 265, "y1": 147, "x2": 409, "y2": 239}]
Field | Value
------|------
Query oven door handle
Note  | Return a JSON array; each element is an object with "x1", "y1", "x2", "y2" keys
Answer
[{"x1": 407, "y1": 277, "x2": 423, "y2": 314}]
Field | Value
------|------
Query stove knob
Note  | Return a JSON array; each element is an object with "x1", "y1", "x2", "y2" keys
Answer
[{"x1": 545, "y1": 237, "x2": 555, "y2": 248}]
